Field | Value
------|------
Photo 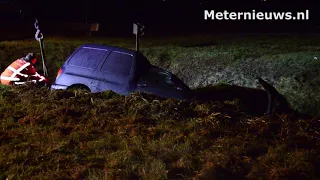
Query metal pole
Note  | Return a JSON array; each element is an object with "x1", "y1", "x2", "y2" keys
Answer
[
  {"x1": 39, "y1": 38, "x2": 48, "y2": 77},
  {"x1": 133, "y1": 23, "x2": 143, "y2": 52},
  {"x1": 34, "y1": 18, "x2": 48, "y2": 77}
]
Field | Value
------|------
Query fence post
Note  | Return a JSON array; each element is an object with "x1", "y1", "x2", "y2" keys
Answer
[{"x1": 89, "y1": 23, "x2": 100, "y2": 37}]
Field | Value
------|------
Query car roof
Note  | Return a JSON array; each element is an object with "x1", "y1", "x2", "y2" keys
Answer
[{"x1": 80, "y1": 44, "x2": 137, "y2": 55}]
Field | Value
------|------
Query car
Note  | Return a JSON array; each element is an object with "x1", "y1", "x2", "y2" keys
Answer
[{"x1": 50, "y1": 44, "x2": 193, "y2": 100}]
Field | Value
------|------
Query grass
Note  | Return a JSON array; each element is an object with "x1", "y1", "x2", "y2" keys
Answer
[
  {"x1": 0, "y1": 85, "x2": 319, "y2": 179},
  {"x1": 1, "y1": 33, "x2": 319, "y2": 115},
  {"x1": 0, "y1": 34, "x2": 320, "y2": 179}
]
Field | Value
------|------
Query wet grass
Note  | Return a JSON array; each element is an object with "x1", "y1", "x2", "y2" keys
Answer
[
  {"x1": 0, "y1": 85, "x2": 319, "y2": 179},
  {"x1": 0, "y1": 34, "x2": 320, "y2": 179}
]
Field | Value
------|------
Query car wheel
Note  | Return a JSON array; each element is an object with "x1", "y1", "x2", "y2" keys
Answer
[{"x1": 67, "y1": 84, "x2": 91, "y2": 94}]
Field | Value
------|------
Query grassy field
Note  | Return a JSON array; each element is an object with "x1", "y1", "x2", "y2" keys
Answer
[
  {"x1": 0, "y1": 34, "x2": 320, "y2": 179},
  {"x1": 1, "y1": 33, "x2": 320, "y2": 114}
]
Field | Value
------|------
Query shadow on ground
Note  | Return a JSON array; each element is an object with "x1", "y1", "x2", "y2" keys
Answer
[{"x1": 192, "y1": 83, "x2": 294, "y2": 117}]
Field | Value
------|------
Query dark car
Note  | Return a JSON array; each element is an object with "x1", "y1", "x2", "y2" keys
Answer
[{"x1": 50, "y1": 44, "x2": 193, "y2": 100}]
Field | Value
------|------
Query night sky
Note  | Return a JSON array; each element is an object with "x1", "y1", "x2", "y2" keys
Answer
[{"x1": 1, "y1": 0, "x2": 320, "y2": 35}]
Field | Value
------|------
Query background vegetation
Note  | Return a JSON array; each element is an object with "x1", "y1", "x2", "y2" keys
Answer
[{"x1": 0, "y1": 34, "x2": 320, "y2": 179}]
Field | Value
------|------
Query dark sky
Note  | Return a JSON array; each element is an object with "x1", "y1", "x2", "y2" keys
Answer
[
  {"x1": 1, "y1": 0, "x2": 320, "y2": 35},
  {"x1": 2, "y1": 0, "x2": 318, "y2": 23}
]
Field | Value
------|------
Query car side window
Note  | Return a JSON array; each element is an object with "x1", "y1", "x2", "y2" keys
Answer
[
  {"x1": 140, "y1": 68, "x2": 175, "y2": 86},
  {"x1": 101, "y1": 51, "x2": 133, "y2": 76},
  {"x1": 68, "y1": 48, "x2": 106, "y2": 69}
]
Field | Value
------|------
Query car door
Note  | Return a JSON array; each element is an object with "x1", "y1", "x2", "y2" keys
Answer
[
  {"x1": 97, "y1": 51, "x2": 134, "y2": 95},
  {"x1": 136, "y1": 67, "x2": 188, "y2": 100}
]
